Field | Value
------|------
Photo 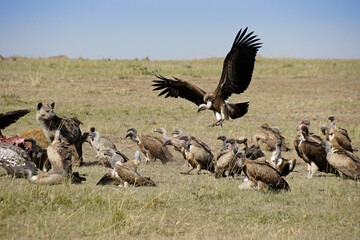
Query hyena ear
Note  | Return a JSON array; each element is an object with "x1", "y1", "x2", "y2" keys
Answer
[
  {"x1": 50, "y1": 102, "x2": 55, "y2": 109},
  {"x1": 37, "y1": 102, "x2": 43, "y2": 111}
]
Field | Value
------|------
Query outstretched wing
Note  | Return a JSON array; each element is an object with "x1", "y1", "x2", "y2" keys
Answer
[
  {"x1": 215, "y1": 27, "x2": 262, "y2": 100},
  {"x1": 0, "y1": 109, "x2": 31, "y2": 130},
  {"x1": 152, "y1": 74, "x2": 206, "y2": 106}
]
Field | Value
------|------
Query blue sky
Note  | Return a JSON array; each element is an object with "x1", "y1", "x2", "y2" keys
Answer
[{"x1": 0, "y1": 0, "x2": 359, "y2": 60}]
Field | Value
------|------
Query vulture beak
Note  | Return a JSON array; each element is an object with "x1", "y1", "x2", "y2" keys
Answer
[
  {"x1": 125, "y1": 132, "x2": 132, "y2": 139},
  {"x1": 197, "y1": 101, "x2": 212, "y2": 112}
]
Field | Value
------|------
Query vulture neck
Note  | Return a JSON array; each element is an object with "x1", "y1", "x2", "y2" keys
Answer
[
  {"x1": 221, "y1": 137, "x2": 228, "y2": 150},
  {"x1": 92, "y1": 132, "x2": 101, "y2": 149}
]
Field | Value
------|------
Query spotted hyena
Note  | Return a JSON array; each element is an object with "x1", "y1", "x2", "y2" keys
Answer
[{"x1": 36, "y1": 102, "x2": 83, "y2": 166}]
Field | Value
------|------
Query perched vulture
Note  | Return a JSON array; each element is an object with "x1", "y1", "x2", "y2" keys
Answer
[
  {"x1": 217, "y1": 135, "x2": 231, "y2": 151},
  {"x1": 152, "y1": 27, "x2": 261, "y2": 127},
  {"x1": 297, "y1": 124, "x2": 337, "y2": 178},
  {"x1": 323, "y1": 141, "x2": 360, "y2": 180},
  {"x1": 83, "y1": 127, "x2": 129, "y2": 167},
  {"x1": 236, "y1": 152, "x2": 290, "y2": 192},
  {"x1": 240, "y1": 136, "x2": 265, "y2": 160},
  {"x1": 294, "y1": 120, "x2": 323, "y2": 160},
  {"x1": 178, "y1": 135, "x2": 215, "y2": 175},
  {"x1": 125, "y1": 128, "x2": 175, "y2": 164},
  {"x1": 215, "y1": 138, "x2": 241, "y2": 178},
  {"x1": 325, "y1": 117, "x2": 353, "y2": 152},
  {"x1": 0, "y1": 109, "x2": 31, "y2": 136},
  {"x1": 252, "y1": 123, "x2": 290, "y2": 151},
  {"x1": 268, "y1": 140, "x2": 296, "y2": 176},
  {"x1": 97, "y1": 150, "x2": 156, "y2": 187}
]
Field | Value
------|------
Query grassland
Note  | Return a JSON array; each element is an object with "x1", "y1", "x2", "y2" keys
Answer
[{"x1": 0, "y1": 56, "x2": 360, "y2": 239}]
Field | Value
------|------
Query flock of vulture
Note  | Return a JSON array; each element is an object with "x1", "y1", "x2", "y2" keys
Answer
[
  {"x1": 1, "y1": 27, "x2": 359, "y2": 192},
  {"x1": 0, "y1": 105, "x2": 358, "y2": 191}
]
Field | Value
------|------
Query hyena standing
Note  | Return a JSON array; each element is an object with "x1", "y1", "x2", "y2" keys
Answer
[{"x1": 36, "y1": 102, "x2": 84, "y2": 166}]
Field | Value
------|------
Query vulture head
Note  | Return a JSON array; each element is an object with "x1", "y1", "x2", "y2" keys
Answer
[
  {"x1": 178, "y1": 136, "x2": 191, "y2": 150},
  {"x1": 217, "y1": 136, "x2": 227, "y2": 142},
  {"x1": 320, "y1": 124, "x2": 329, "y2": 135},
  {"x1": 171, "y1": 130, "x2": 183, "y2": 137},
  {"x1": 298, "y1": 124, "x2": 310, "y2": 140},
  {"x1": 125, "y1": 128, "x2": 138, "y2": 139}
]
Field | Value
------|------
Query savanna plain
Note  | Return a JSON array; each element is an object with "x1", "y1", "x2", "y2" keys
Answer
[{"x1": 0, "y1": 56, "x2": 360, "y2": 239}]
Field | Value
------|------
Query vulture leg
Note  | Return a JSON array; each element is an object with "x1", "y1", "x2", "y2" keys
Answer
[
  {"x1": 180, "y1": 167, "x2": 195, "y2": 175},
  {"x1": 209, "y1": 119, "x2": 225, "y2": 127},
  {"x1": 144, "y1": 152, "x2": 151, "y2": 163},
  {"x1": 310, "y1": 162, "x2": 319, "y2": 178},
  {"x1": 196, "y1": 164, "x2": 202, "y2": 175}
]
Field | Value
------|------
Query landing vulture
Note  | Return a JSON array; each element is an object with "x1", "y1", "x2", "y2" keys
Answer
[{"x1": 152, "y1": 28, "x2": 261, "y2": 126}]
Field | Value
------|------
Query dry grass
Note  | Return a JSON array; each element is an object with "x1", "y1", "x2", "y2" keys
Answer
[{"x1": 0, "y1": 57, "x2": 360, "y2": 239}]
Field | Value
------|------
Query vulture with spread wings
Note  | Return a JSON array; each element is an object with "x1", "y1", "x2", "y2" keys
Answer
[{"x1": 152, "y1": 28, "x2": 261, "y2": 126}]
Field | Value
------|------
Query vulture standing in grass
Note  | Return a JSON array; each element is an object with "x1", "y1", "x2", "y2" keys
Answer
[
  {"x1": 326, "y1": 116, "x2": 353, "y2": 152},
  {"x1": 152, "y1": 27, "x2": 261, "y2": 127},
  {"x1": 323, "y1": 141, "x2": 360, "y2": 180},
  {"x1": 236, "y1": 151, "x2": 290, "y2": 191},
  {"x1": 97, "y1": 150, "x2": 156, "y2": 187},
  {"x1": 239, "y1": 136, "x2": 265, "y2": 160},
  {"x1": 215, "y1": 138, "x2": 241, "y2": 178},
  {"x1": 125, "y1": 128, "x2": 175, "y2": 164},
  {"x1": 294, "y1": 120, "x2": 323, "y2": 159},
  {"x1": 296, "y1": 124, "x2": 337, "y2": 178},
  {"x1": 268, "y1": 140, "x2": 296, "y2": 176},
  {"x1": 217, "y1": 135, "x2": 231, "y2": 151},
  {"x1": 178, "y1": 135, "x2": 215, "y2": 175},
  {"x1": 252, "y1": 123, "x2": 290, "y2": 151},
  {"x1": 83, "y1": 127, "x2": 129, "y2": 167}
]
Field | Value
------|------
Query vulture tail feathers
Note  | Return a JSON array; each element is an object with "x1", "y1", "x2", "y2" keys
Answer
[{"x1": 230, "y1": 102, "x2": 249, "y2": 119}]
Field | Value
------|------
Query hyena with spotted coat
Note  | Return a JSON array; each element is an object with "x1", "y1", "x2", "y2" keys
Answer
[{"x1": 36, "y1": 102, "x2": 83, "y2": 166}]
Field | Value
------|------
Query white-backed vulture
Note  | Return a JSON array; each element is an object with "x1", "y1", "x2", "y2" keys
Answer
[
  {"x1": 178, "y1": 135, "x2": 215, "y2": 175},
  {"x1": 97, "y1": 150, "x2": 156, "y2": 187},
  {"x1": 154, "y1": 128, "x2": 182, "y2": 154},
  {"x1": 268, "y1": 140, "x2": 296, "y2": 177},
  {"x1": 297, "y1": 124, "x2": 337, "y2": 178},
  {"x1": 323, "y1": 141, "x2": 360, "y2": 180},
  {"x1": 239, "y1": 137, "x2": 265, "y2": 160},
  {"x1": 236, "y1": 152, "x2": 290, "y2": 192},
  {"x1": 252, "y1": 123, "x2": 290, "y2": 151},
  {"x1": 26, "y1": 130, "x2": 86, "y2": 185},
  {"x1": 152, "y1": 28, "x2": 261, "y2": 127},
  {"x1": 0, "y1": 109, "x2": 31, "y2": 136},
  {"x1": 0, "y1": 141, "x2": 38, "y2": 178},
  {"x1": 215, "y1": 138, "x2": 240, "y2": 178},
  {"x1": 83, "y1": 127, "x2": 129, "y2": 167},
  {"x1": 328, "y1": 116, "x2": 352, "y2": 139},
  {"x1": 125, "y1": 128, "x2": 175, "y2": 164},
  {"x1": 325, "y1": 117, "x2": 353, "y2": 152},
  {"x1": 217, "y1": 136, "x2": 231, "y2": 151}
]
